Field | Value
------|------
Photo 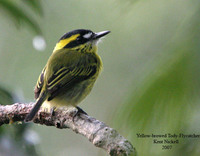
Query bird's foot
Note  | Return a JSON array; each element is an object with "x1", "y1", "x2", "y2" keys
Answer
[{"x1": 60, "y1": 106, "x2": 78, "y2": 118}]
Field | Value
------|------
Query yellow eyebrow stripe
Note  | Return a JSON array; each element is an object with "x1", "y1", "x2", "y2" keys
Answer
[{"x1": 53, "y1": 34, "x2": 80, "y2": 52}]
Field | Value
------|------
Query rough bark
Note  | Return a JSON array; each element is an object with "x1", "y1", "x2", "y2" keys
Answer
[{"x1": 0, "y1": 103, "x2": 136, "y2": 156}]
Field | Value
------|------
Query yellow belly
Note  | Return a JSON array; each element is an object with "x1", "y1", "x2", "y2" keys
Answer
[{"x1": 41, "y1": 78, "x2": 96, "y2": 112}]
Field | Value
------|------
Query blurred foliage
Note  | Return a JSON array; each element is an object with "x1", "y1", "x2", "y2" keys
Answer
[
  {"x1": 22, "y1": 0, "x2": 43, "y2": 15},
  {"x1": 0, "y1": 0, "x2": 42, "y2": 155},
  {"x1": 114, "y1": 2, "x2": 200, "y2": 156},
  {"x1": 0, "y1": 86, "x2": 39, "y2": 156},
  {"x1": 0, "y1": 86, "x2": 13, "y2": 106},
  {"x1": 0, "y1": 0, "x2": 42, "y2": 34}
]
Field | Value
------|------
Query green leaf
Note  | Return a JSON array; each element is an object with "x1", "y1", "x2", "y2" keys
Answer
[{"x1": 0, "y1": 0, "x2": 41, "y2": 34}]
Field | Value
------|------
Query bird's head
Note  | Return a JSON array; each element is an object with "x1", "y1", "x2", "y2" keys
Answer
[{"x1": 53, "y1": 29, "x2": 110, "y2": 53}]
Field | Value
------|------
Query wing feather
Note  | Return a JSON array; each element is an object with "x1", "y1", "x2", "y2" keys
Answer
[
  {"x1": 34, "y1": 67, "x2": 46, "y2": 99},
  {"x1": 47, "y1": 65, "x2": 97, "y2": 101}
]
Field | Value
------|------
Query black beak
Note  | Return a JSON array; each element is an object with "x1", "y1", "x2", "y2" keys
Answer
[{"x1": 93, "y1": 30, "x2": 110, "y2": 39}]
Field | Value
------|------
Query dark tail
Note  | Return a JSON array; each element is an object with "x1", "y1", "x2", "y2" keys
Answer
[{"x1": 25, "y1": 92, "x2": 47, "y2": 122}]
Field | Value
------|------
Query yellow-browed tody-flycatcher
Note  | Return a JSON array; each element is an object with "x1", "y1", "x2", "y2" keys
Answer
[{"x1": 25, "y1": 29, "x2": 110, "y2": 122}]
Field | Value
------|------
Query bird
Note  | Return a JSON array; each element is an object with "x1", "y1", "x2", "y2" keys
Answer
[{"x1": 25, "y1": 29, "x2": 110, "y2": 122}]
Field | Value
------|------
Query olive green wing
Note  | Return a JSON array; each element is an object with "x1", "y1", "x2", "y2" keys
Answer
[
  {"x1": 34, "y1": 67, "x2": 46, "y2": 99},
  {"x1": 46, "y1": 64, "x2": 97, "y2": 101}
]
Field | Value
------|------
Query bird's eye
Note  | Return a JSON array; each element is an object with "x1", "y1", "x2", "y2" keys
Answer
[{"x1": 76, "y1": 37, "x2": 80, "y2": 41}]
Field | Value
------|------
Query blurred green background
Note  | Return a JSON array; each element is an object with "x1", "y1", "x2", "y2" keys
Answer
[{"x1": 0, "y1": 0, "x2": 200, "y2": 156}]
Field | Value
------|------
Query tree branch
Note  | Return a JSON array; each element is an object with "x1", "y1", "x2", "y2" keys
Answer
[{"x1": 0, "y1": 103, "x2": 136, "y2": 156}]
